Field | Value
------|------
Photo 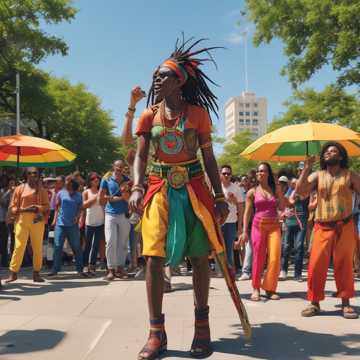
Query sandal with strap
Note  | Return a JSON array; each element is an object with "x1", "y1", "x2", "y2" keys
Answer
[
  {"x1": 342, "y1": 306, "x2": 359, "y2": 319},
  {"x1": 265, "y1": 291, "x2": 280, "y2": 300},
  {"x1": 138, "y1": 314, "x2": 167, "y2": 360},
  {"x1": 190, "y1": 306, "x2": 212, "y2": 359},
  {"x1": 301, "y1": 304, "x2": 320, "y2": 317}
]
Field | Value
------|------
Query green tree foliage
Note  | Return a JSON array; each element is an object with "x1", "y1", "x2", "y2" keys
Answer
[
  {"x1": 0, "y1": 0, "x2": 76, "y2": 110},
  {"x1": 246, "y1": 0, "x2": 360, "y2": 88},
  {"x1": 269, "y1": 85, "x2": 360, "y2": 131},
  {"x1": 41, "y1": 77, "x2": 124, "y2": 173},
  {"x1": 218, "y1": 130, "x2": 257, "y2": 175}
]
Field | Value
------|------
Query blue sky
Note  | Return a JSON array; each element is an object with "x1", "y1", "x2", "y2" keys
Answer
[{"x1": 40, "y1": 0, "x2": 336, "y2": 145}]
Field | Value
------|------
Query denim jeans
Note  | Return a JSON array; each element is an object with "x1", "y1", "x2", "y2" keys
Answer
[
  {"x1": 221, "y1": 222, "x2": 237, "y2": 268},
  {"x1": 242, "y1": 239, "x2": 252, "y2": 276},
  {"x1": 53, "y1": 224, "x2": 83, "y2": 273},
  {"x1": 281, "y1": 223, "x2": 307, "y2": 277},
  {"x1": 0, "y1": 221, "x2": 9, "y2": 267},
  {"x1": 83, "y1": 224, "x2": 104, "y2": 266}
]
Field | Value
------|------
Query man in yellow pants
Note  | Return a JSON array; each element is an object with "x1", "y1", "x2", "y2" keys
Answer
[{"x1": 5, "y1": 168, "x2": 49, "y2": 283}]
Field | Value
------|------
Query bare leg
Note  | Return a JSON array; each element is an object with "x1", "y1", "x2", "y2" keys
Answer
[
  {"x1": 146, "y1": 256, "x2": 165, "y2": 319},
  {"x1": 138, "y1": 256, "x2": 167, "y2": 360},
  {"x1": 189, "y1": 256, "x2": 212, "y2": 357},
  {"x1": 190, "y1": 256, "x2": 209, "y2": 308}
]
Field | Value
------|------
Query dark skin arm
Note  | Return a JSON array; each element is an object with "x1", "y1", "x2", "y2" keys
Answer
[
  {"x1": 199, "y1": 133, "x2": 229, "y2": 224},
  {"x1": 296, "y1": 156, "x2": 318, "y2": 198},
  {"x1": 129, "y1": 133, "x2": 150, "y2": 213},
  {"x1": 350, "y1": 171, "x2": 360, "y2": 194}
]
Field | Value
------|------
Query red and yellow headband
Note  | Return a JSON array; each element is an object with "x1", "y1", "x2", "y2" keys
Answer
[{"x1": 162, "y1": 59, "x2": 189, "y2": 85}]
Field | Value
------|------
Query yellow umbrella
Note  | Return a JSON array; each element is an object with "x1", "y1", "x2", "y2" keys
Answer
[
  {"x1": 241, "y1": 121, "x2": 360, "y2": 161},
  {"x1": 0, "y1": 134, "x2": 76, "y2": 167}
]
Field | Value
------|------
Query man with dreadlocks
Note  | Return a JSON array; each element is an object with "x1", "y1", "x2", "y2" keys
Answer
[
  {"x1": 296, "y1": 142, "x2": 360, "y2": 319},
  {"x1": 129, "y1": 38, "x2": 230, "y2": 359}
]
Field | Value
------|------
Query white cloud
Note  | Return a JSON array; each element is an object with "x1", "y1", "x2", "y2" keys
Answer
[{"x1": 226, "y1": 31, "x2": 245, "y2": 45}]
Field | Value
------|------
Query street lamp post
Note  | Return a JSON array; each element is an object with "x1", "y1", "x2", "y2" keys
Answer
[{"x1": 16, "y1": 72, "x2": 20, "y2": 134}]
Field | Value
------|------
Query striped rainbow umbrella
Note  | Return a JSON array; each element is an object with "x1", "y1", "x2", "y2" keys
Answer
[
  {"x1": 0, "y1": 134, "x2": 76, "y2": 167},
  {"x1": 241, "y1": 121, "x2": 360, "y2": 161}
]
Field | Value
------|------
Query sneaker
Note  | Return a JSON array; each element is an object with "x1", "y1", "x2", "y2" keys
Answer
[
  {"x1": 77, "y1": 271, "x2": 89, "y2": 278},
  {"x1": 279, "y1": 271, "x2": 287, "y2": 280},
  {"x1": 238, "y1": 273, "x2": 250, "y2": 281},
  {"x1": 134, "y1": 267, "x2": 145, "y2": 280},
  {"x1": 47, "y1": 272, "x2": 58, "y2": 278},
  {"x1": 294, "y1": 276, "x2": 303, "y2": 282}
]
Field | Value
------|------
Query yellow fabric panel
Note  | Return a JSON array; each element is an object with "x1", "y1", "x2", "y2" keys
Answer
[
  {"x1": 141, "y1": 184, "x2": 168, "y2": 257},
  {"x1": 186, "y1": 184, "x2": 223, "y2": 254}
]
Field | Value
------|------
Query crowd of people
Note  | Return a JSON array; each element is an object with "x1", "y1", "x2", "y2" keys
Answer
[
  {"x1": 1, "y1": 37, "x2": 360, "y2": 360},
  {"x1": 0, "y1": 161, "x2": 139, "y2": 283}
]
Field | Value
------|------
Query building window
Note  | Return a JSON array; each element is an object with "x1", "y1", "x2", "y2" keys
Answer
[
  {"x1": 253, "y1": 111, "x2": 258, "y2": 116},
  {"x1": 245, "y1": 103, "x2": 250, "y2": 108},
  {"x1": 254, "y1": 103, "x2": 258, "y2": 107},
  {"x1": 239, "y1": 111, "x2": 244, "y2": 116},
  {"x1": 245, "y1": 119, "x2": 250, "y2": 125},
  {"x1": 239, "y1": 118, "x2": 244, "y2": 125},
  {"x1": 252, "y1": 119, "x2": 258, "y2": 125},
  {"x1": 239, "y1": 102, "x2": 244, "y2": 107},
  {"x1": 245, "y1": 111, "x2": 250, "y2": 116}
]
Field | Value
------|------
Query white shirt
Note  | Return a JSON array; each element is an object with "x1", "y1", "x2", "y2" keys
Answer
[
  {"x1": 85, "y1": 189, "x2": 105, "y2": 226},
  {"x1": 222, "y1": 182, "x2": 245, "y2": 224}
]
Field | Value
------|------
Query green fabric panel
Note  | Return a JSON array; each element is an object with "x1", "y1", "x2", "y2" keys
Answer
[
  {"x1": 274, "y1": 141, "x2": 322, "y2": 156},
  {"x1": 166, "y1": 185, "x2": 208, "y2": 267},
  {"x1": 0, "y1": 160, "x2": 73, "y2": 168}
]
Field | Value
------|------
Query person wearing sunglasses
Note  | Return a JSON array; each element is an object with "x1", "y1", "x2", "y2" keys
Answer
[
  {"x1": 220, "y1": 165, "x2": 245, "y2": 273},
  {"x1": 5, "y1": 167, "x2": 49, "y2": 283}
]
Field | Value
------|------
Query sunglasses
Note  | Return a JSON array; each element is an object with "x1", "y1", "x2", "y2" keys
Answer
[{"x1": 221, "y1": 172, "x2": 231, "y2": 176}]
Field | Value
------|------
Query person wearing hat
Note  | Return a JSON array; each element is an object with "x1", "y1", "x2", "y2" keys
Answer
[{"x1": 278, "y1": 175, "x2": 289, "y2": 195}]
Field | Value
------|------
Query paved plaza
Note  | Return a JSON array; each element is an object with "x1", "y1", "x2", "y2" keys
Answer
[{"x1": 0, "y1": 268, "x2": 359, "y2": 360}]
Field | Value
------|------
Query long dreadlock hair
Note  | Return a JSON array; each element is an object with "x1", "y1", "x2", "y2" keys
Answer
[{"x1": 147, "y1": 36, "x2": 223, "y2": 118}]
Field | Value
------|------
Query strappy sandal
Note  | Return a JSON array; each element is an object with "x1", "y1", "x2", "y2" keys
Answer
[
  {"x1": 265, "y1": 291, "x2": 280, "y2": 300},
  {"x1": 342, "y1": 306, "x2": 359, "y2": 319},
  {"x1": 301, "y1": 304, "x2": 320, "y2": 317},
  {"x1": 138, "y1": 314, "x2": 167, "y2": 360},
  {"x1": 190, "y1": 306, "x2": 212, "y2": 358},
  {"x1": 250, "y1": 293, "x2": 260, "y2": 302}
]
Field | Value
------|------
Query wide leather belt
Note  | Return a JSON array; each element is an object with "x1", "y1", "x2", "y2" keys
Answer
[{"x1": 150, "y1": 160, "x2": 203, "y2": 189}]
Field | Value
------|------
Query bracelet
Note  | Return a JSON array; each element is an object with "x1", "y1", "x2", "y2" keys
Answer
[
  {"x1": 214, "y1": 192, "x2": 225, "y2": 198},
  {"x1": 199, "y1": 142, "x2": 212, "y2": 149},
  {"x1": 128, "y1": 107, "x2": 136, "y2": 113},
  {"x1": 214, "y1": 197, "x2": 225, "y2": 203},
  {"x1": 131, "y1": 184, "x2": 145, "y2": 195}
]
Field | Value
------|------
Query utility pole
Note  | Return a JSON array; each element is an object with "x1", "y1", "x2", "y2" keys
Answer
[
  {"x1": 242, "y1": 29, "x2": 249, "y2": 92},
  {"x1": 16, "y1": 72, "x2": 20, "y2": 134}
]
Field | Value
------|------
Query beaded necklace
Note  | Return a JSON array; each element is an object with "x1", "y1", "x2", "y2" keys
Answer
[{"x1": 158, "y1": 101, "x2": 186, "y2": 155}]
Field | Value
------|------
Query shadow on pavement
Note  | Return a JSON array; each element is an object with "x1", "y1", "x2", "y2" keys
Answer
[
  {"x1": 2, "y1": 280, "x2": 108, "y2": 296},
  {"x1": 0, "y1": 329, "x2": 65, "y2": 355},
  {"x1": 212, "y1": 322, "x2": 360, "y2": 359}
]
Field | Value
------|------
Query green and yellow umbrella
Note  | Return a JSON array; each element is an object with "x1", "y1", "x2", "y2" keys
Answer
[
  {"x1": 241, "y1": 121, "x2": 360, "y2": 161},
  {"x1": 0, "y1": 134, "x2": 76, "y2": 167}
]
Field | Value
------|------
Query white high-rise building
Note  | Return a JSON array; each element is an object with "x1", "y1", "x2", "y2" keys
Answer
[{"x1": 224, "y1": 91, "x2": 267, "y2": 140}]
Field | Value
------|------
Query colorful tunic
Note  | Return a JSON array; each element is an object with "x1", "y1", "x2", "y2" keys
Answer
[
  {"x1": 315, "y1": 169, "x2": 352, "y2": 222},
  {"x1": 135, "y1": 103, "x2": 223, "y2": 266}
]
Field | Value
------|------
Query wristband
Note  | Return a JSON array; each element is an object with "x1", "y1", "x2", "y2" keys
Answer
[
  {"x1": 128, "y1": 107, "x2": 136, "y2": 113},
  {"x1": 131, "y1": 184, "x2": 145, "y2": 195}
]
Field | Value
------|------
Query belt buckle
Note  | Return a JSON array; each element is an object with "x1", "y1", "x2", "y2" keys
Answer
[{"x1": 167, "y1": 166, "x2": 189, "y2": 189}]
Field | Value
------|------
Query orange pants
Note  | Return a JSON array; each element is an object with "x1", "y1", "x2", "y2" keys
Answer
[{"x1": 307, "y1": 219, "x2": 356, "y2": 302}]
